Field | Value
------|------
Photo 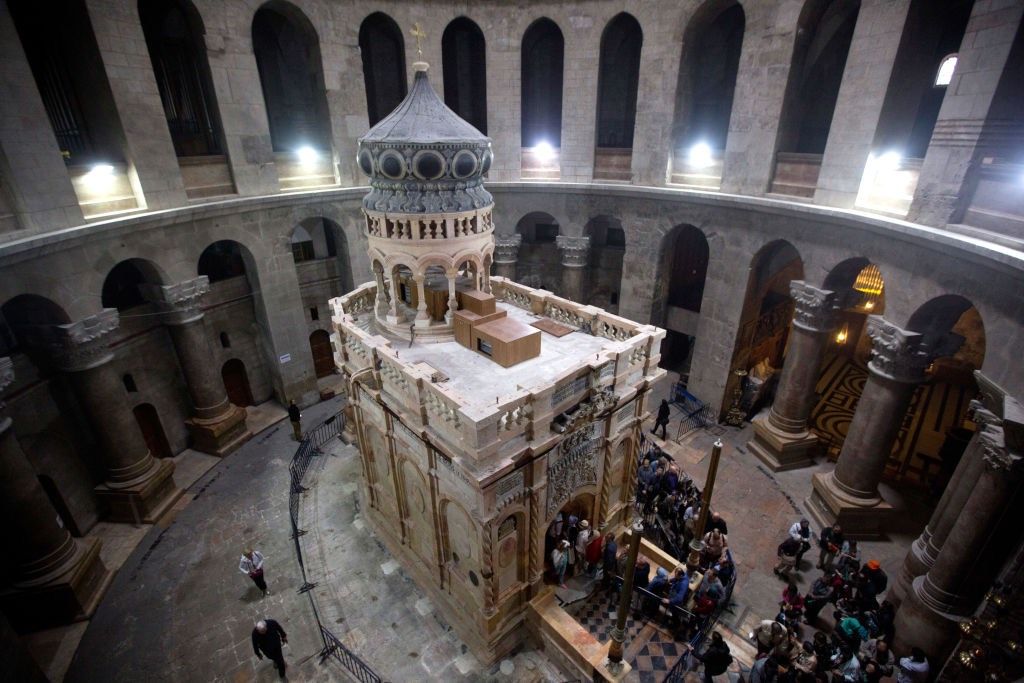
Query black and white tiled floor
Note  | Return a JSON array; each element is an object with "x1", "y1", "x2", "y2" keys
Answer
[{"x1": 569, "y1": 592, "x2": 687, "y2": 681}]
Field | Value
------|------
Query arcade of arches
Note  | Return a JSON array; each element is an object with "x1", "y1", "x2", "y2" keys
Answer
[{"x1": 0, "y1": 0, "x2": 1022, "y2": 680}]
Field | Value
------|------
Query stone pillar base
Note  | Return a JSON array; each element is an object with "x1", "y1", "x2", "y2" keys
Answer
[
  {"x1": 0, "y1": 538, "x2": 113, "y2": 633},
  {"x1": 892, "y1": 576, "x2": 962, "y2": 664},
  {"x1": 748, "y1": 414, "x2": 818, "y2": 471},
  {"x1": 96, "y1": 459, "x2": 182, "y2": 523},
  {"x1": 186, "y1": 405, "x2": 251, "y2": 457},
  {"x1": 806, "y1": 471, "x2": 894, "y2": 539},
  {"x1": 888, "y1": 537, "x2": 932, "y2": 608}
]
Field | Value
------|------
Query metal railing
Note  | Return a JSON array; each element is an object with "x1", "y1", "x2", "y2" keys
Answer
[
  {"x1": 672, "y1": 388, "x2": 717, "y2": 440},
  {"x1": 287, "y1": 409, "x2": 385, "y2": 683},
  {"x1": 661, "y1": 570, "x2": 738, "y2": 683}
]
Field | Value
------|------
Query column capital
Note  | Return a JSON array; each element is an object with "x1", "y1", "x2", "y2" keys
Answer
[
  {"x1": 790, "y1": 281, "x2": 840, "y2": 332},
  {"x1": 141, "y1": 276, "x2": 211, "y2": 325},
  {"x1": 48, "y1": 309, "x2": 119, "y2": 372},
  {"x1": 866, "y1": 316, "x2": 929, "y2": 383},
  {"x1": 555, "y1": 235, "x2": 590, "y2": 267},
  {"x1": 493, "y1": 234, "x2": 522, "y2": 263},
  {"x1": 979, "y1": 423, "x2": 1022, "y2": 475}
]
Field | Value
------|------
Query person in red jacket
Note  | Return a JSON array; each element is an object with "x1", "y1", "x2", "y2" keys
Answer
[{"x1": 585, "y1": 529, "x2": 603, "y2": 577}]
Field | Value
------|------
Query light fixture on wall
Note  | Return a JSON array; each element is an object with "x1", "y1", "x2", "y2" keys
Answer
[
  {"x1": 532, "y1": 141, "x2": 556, "y2": 164},
  {"x1": 835, "y1": 323, "x2": 849, "y2": 345},
  {"x1": 863, "y1": 300, "x2": 875, "y2": 311},
  {"x1": 688, "y1": 141, "x2": 713, "y2": 170},
  {"x1": 83, "y1": 163, "x2": 116, "y2": 190},
  {"x1": 296, "y1": 145, "x2": 319, "y2": 165}
]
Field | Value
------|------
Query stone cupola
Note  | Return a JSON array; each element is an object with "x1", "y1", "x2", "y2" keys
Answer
[{"x1": 355, "y1": 62, "x2": 495, "y2": 341}]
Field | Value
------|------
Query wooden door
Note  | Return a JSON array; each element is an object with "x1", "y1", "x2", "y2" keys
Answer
[{"x1": 309, "y1": 329, "x2": 334, "y2": 378}]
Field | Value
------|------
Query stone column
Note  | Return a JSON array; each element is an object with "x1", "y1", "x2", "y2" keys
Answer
[
  {"x1": 555, "y1": 235, "x2": 590, "y2": 303},
  {"x1": 374, "y1": 263, "x2": 388, "y2": 317},
  {"x1": 386, "y1": 273, "x2": 403, "y2": 324},
  {"x1": 893, "y1": 408, "x2": 1023, "y2": 662},
  {"x1": 0, "y1": 358, "x2": 112, "y2": 631},
  {"x1": 907, "y1": 1, "x2": 1024, "y2": 227},
  {"x1": 51, "y1": 310, "x2": 181, "y2": 523},
  {"x1": 445, "y1": 268, "x2": 458, "y2": 323},
  {"x1": 888, "y1": 396, "x2": 993, "y2": 606},
  {"x1": 749, "y1": 282, "x2": 840, "y2": 470},
  {"x1": 493, "y1": 235, "x2": 522, "y2": 282},
  {"x1": 143, "y1": 277, "x2": 250, "y2": 456},
  {"x1": 807, "y1": 317, "x2": 929, "y2": 537},
  {"x1": 413, "y1": 274, "x2": 430, "y2": 327}
]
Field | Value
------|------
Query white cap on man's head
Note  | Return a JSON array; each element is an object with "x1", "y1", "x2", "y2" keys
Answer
[{"x1": 256, "y1": 620, "x2": 267, "y2": 631}]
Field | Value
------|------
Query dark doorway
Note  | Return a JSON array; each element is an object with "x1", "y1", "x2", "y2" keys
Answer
[
  {"x1": 38, "y1": 474, "x2": 80, "y2": 537},
  {"x1": 133, "y1": 403, "x2": 173, "y2": 459},
  {"x1": 309, "y1": 329, "x2": 334, "y2": 378},
  {"x1": 222, "y1": 358, "x2": 254, "y2": 406}
]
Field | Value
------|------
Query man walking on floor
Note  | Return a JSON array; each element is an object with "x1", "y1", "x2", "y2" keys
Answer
[
  {"x1": 239, "y1": 548, "x2": 269, "y2": 596},
  {"x1": 288, "y1": 400, "x2": 302, "y2": 441},
  {"x1": 252, "y1": 618, "x2": 288, "y2": 678},
  {"x1": 651, "y1": 399, "x2": 671, "y2": 439}
]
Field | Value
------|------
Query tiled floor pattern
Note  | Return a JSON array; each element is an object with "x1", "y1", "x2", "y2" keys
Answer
[{"x1": 568, "y1": 591, "x2": 683, "y2": 682}]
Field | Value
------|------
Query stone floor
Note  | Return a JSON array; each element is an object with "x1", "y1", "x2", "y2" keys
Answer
[{"x1": 52, "y1": 379, "x2": 927, "y2": 682}]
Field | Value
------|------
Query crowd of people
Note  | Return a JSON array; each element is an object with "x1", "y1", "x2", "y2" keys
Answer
[{"x1": 633, "y1": 435, "x2": 931, "y2": 682}]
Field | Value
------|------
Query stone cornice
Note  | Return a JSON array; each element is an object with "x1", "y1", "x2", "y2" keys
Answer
[
  {"x1": 789, "y1": 281, "x2": 839, "y2": 332},
  {"x1": 1, "y1": 184, "x2": 1021, "y2": 280},
  {"x1": 866, "y1": 316, "x2": 929, "y2": 384}
]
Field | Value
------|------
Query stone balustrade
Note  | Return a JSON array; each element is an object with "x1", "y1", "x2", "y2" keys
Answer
[
  {"x1": 331, "y1": 278, "x2": 665, "y2": 462},
  {"x1": 363, "y1": 208, "x2": 493, "y2": 242}
]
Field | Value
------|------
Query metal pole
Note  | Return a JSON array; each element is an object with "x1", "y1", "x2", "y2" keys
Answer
[
  {"x1": 608, "y1": 520, "x2": 644, "y2": 666},
  {"x1": 688, "y1": 439, "x2": 723, "y2": 568}
]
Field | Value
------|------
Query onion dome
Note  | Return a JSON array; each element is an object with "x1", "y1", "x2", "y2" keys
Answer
[{"x1": 357, "y1": 62, "x2": 493, "y2": 213}]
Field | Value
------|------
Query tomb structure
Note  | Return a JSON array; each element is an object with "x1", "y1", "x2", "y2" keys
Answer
[{"x1": 331, "y1": 62, "x2": 665, "y2": 662}]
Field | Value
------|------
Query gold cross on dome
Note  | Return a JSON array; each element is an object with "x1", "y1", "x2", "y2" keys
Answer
[{"x1": 410, "y1": 22, "x2": 426, "y2": 57}]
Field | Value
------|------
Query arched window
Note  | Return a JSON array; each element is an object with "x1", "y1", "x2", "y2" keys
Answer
[
  {"x1": 139, "y1": 0, "x2": 223, "y2": 156},
  {"x1": 521, "y1": 19, "x2": 564, "y2": 149},
  {"x1": 290, "y1": 224, "x2": 315, "y2": 263},
  {"x1": 220, "y1": 332, "x2": 230, "y2": 348},
  {"x1": 595, "y1": 14, "x2": 642, "y2": 150},
  {"x1": 251, "y1": 2, "x2": 331, "y2": 153},
  {"x1": 442, "y1": 18, "x2": 487, "y2": 134},
  {"x1": 123, "y1": 373, "x2": 138, "y2": 392},
  {"x1": 9, "y1": 0, "x2": 125, "y2": 165},
  {"x1": 935, "y1": 54, "x2": 958, "y2": 87},
  {"x1": 359, "y1": 13, "x2": 408, "y2": 126}
]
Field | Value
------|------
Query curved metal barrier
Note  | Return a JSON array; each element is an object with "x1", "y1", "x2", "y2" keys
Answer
[{"x1": 288, "y1": 410, "x2": 385, "y2": 683}]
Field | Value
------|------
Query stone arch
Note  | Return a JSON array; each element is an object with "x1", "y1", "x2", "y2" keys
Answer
[
  {"x1": 0, "y1": 295, "x2": 72, "y2": 361},
  {"x1": 595, "y1": 13, "x2": 643, "y2": 150},
  {"x1": 251, "y1": 0, "x2": 331, "y2": 152},
  {"x1": 521, "y1": 18, "x2": 565, "y2": 149},
  {"x1": 100, "y1": 258, "x2": 167, "y2": 311},
  {"x1": 495, "y1": 509, "x2": 527, "y2": 595},
  {"x1": 442, "y1": 17, "x2": 487, "y2": 134},
  {"x1": 514, "y1": 211, "x2": 561, "y2": 290},
  {"x1": 654, "y1": 224, "x2": 710, "y2": 374},
  {"x1": 440, "y1": 498, "x2": 480, "y2": 589},
  {"x1": 723, "y1": 239, "x2": 804, "y2": 415},
  {"x1": 907, "y1": 294, "x2": 985, "y2": 372},
  {"x1": 776, "y1": 0, "x2": 861, "y2": 155},
  {"x1": 139, "y1": 0, "x2": 226, "y2": 157},
  {"x1": 822, "y1": 257, "x2": 887, "y2": 364},
  {"x1": 583, "y1": 215, "x2": 625, "y2": 312},
  {"x1": 399, "y1": 458, "x2": 435, "y2": 564},
  {"x1": 359, "y1": 12, "x2": 407, "y2": 127},
  {"x1": 669, "y1": 0, "x2": 745, "y2": 185}
]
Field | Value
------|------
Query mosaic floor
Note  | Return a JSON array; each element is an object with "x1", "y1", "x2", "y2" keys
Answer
[
  {"x1": 810, "y1": 353, "x2": 974, "y2": 489},
  {"x1": 568, "y1": 590, "x2": 684, "y2": 682}
]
